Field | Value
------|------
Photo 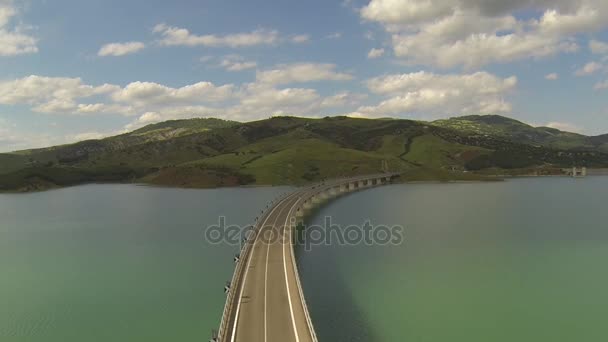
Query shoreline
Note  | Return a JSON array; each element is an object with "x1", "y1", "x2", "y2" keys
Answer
[{"x1": 3, "y1": 172, "x2": 604, "y2": 194}]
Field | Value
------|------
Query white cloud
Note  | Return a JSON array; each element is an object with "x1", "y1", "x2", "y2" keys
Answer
[
  {"x1": 595, "y1": 79, "x2": 608, "y2": 90},
  {"x1": 112, "y1": 81, "x2": 234, "y2": 106},
  {"x1": 350, "y1": 71, "x2": 517, "y2": 118},
  {"x1": 98, "y1": 42, "x2": 145, "y2": 56},
  {"x1": 545, "y1": 73, "x2": 559, "y2": 80},
  {"x1": 326, "y1": 32, "x2": 342, "y2": 39},
  {"x1": 0, "y1": 70, "x2": 361, "y2": 132},
  {"x1": 153, "y1": 23, "x2": 279, "y2": 48},
  {"x1": 367, "y1": 48, "x2": 385, "y2": 59},
  {"x1": 219, "y1": 55, "x2": 257, "y2": 71},
  {"x1": 544, "y1": 121, "x2": 583, "y2": 133},
  {"x1": 0, "y1": 75, "x2": 118, "y2": 113},
  {"x1": 0, "y1": 0, "x2": 37, "y2": 56},
  {"x1": 256, "y1": 63, "x2": 354, "y2": 85},
  {"x1": 291, "y1": 34, "x2": 310, "y2": 43},
  {"x1": 0, "y1": 75, "x2": 235, "y2": 117},
  {"x1": 590, "y1": 39, "x2": 608, "y2": 55},
  {"x1": 361, "y1": 0, "x2": 454, "y2": 26},
  {"x1": 361, "y1": 0, "x2": 608, "y2": 68},
  {"x1": 575, "y1": 61, "x2": 603, "y2": 76}
]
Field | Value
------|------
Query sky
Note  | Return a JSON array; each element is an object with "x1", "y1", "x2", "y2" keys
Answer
[{"x1": 1, "y1": 0, "x2": 608, "y2": 152}]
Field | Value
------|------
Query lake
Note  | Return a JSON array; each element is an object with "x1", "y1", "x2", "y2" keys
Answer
[
  {"x1": 2, "y1": 178, "x2": 608, "y2": 341},
  {"x1": 0, "y1": 185, "x2": 287, "y2": 342}
]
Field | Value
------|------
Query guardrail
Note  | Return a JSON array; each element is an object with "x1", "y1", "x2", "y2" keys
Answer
[{"x1": 288, "y1": 196, "x2": 318, "y2": 342}]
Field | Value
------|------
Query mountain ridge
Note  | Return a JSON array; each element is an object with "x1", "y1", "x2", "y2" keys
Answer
[{"x1": 1, "y1": 115, "x2": 606, "y2": 192}]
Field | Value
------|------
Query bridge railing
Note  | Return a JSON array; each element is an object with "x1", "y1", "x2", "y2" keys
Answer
[{"x1": 288, "y1": 203, "x2": 318, "y2": 342}]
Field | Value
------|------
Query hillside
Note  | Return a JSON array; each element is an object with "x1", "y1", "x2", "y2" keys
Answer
[
  {"x1": 1, "y1": 115, "x2": 607, "y2": 192},
  {"x1": 433, "y1": 115, "x2": 608, "y2": 151}
]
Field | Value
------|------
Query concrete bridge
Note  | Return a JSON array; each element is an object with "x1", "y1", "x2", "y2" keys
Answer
[{"x1": 213, "y1": 173, "x2": 398, "y2": 342}]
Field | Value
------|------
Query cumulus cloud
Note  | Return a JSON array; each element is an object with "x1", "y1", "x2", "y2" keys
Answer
[
  {"x1": 0, "y1": 70, "x2": 364, "y2": 132},
  {"x1": 360, "y1": 0, "x2": 608, "y2": 68},
  {"x1": 219, "y1": 55, "x2": 257, "y2": 71},
  {"x1": 256, "y1": 63, "x2": 353, "y2": 85},
  {"x1": 153, "y1": 23, "x2": 279, "y2": 48},
  {"x1": 575, "y1": 61, "x2": 603, "y2": 76},
  {"x1": 0, "y1": 75, "x2": 119, "y2": 113},
  {"x1": 350, "y1": 71, "x2": 517, "y2": 118},
  {"x1": 0, "y1": 0, "x2": 37, "y2": 56},
  {"x1": 367, "y1": 48, "x2": 385, "y2": 59},
  {"x1": 98, "y1": 42, "x2": 145, "y2": 56},
  {"x1": 291, "y1": 34, "x2": 310, "y2": 43},
  {"x1": 111, "y1": 81, "x2": 234, "y2": 105},
  {"x1": 545, "y1": 73, "x2": 559, "y2": 80},
  {"x1": 0, "y1": 75, "x2": 236, "y2": 117}
]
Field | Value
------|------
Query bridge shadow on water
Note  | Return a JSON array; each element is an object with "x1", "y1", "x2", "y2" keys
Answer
[{"x1": 295, "y1": 217, "x2": 379, "y2": 342}]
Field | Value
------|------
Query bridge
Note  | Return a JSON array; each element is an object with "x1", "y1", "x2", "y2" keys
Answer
[{"x1": 213, "y1": 173, "x2": 398, "y2": 342}]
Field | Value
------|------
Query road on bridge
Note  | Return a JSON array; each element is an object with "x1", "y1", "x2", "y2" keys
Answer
[{"x1": 219, "y1": 174, "x2": 395, "y2": 342}]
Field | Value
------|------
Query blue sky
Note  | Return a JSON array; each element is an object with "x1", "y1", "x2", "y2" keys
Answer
[{"x1": 1, "y1": 0, "x2": 608, "y2": 152}]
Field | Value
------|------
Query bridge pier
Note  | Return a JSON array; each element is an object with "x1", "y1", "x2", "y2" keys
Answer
[
  {"x1": 358, "y1": 180, "x2": 365, "y2": 188},
  {"x1": 340, "y1": 184, "x2": 347, "y2": 193},
  {"x1": 349, "y1": 182, "x2": 356, "y2": 191},
  {"x1": 330, "y1": 186, "x2": 339, "y2": 197}
]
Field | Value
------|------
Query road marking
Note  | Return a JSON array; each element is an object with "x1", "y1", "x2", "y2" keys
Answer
[
  {"x1": 264, "y1": 233, "x2": 270, "y2": 342},
  {"x1": 282, "y1": 197, "x2": 304, "y2": 342},
  {"x1": 230, "y1": 192, "x2": 299, "y2": 342},
  {"x1": 263, "y1": 197, "x2": 292, "y2": 342}
]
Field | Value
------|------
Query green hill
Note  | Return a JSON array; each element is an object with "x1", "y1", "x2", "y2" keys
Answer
[
  {"x1": 432, "y1": 115, "x2": 604, "y2": 151},
  {"x1": 1, "y1": 115, "x2": 607, "y2": 192}
]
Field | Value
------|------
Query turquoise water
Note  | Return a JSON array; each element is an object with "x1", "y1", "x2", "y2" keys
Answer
[
  {"x1": 2, "y1": 178, "x2": 608, "y2": 341},
  {"x1": 299, "y1": 177, "x2": 608, "y2": 341},
  {"x1": 0, "y1": 185, "x2": 287, "y2": 342}
]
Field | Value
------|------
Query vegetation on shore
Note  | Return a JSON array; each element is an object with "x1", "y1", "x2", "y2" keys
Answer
[{"x1": 1, "y1": 115, "x2": 607, "y2": 192}]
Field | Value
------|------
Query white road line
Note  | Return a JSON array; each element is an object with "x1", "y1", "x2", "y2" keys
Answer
[
  {"x1": 264, "y1": 234, "x2": 270, "y2": 342},
  {"x1": 282, "y1": 196, "x2": 304, "y2": 342},
  {"x1": 264, "y1": 196, "x2": 293, "y2": 342},
  {"x1": 230, "y1": 192, "x2": 299, "y2": 342}
]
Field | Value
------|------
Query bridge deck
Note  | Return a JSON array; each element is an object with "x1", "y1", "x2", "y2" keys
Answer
[{"x1": 219, "y1": 174, "x2": 396, "y2": 342}]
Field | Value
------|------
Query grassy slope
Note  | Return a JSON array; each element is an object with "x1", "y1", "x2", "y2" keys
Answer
[{"x1": 2, "y1": 115, "x2": 608, "y2": 192}]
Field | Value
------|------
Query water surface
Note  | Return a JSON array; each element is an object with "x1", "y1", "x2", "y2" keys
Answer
[
  {"x1": 2, "y1": 178, "x2": 608, "y2": 342},
  {"x1": 0, "y1": 184, "x2": 287, "y2": 342},
  {"x1": 299, "y1": 177, "x2": 608, "y2": 341}
]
